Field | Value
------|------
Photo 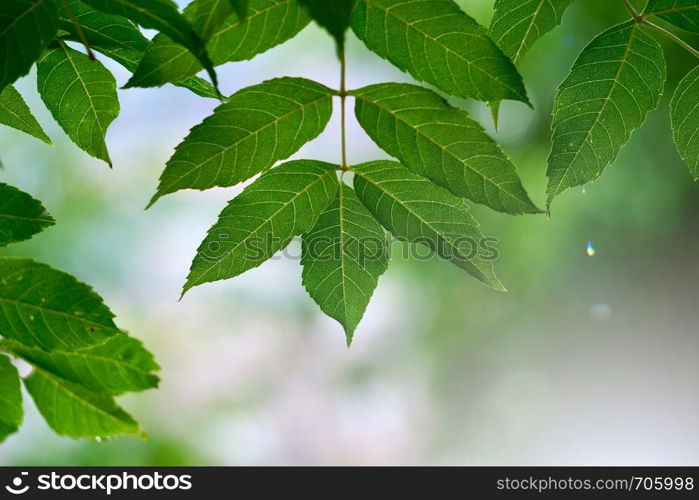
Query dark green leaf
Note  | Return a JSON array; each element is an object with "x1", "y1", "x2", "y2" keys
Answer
[
  {"x1": 0, "y1": 86, "x2": 51, "y2": 144},
  {"x1": 0, "y1": 355, "x2": 23, "y2": 443},
  {"x1": 189, "y1": 0, "x2": 234, "y2": 40},
  {"x1": 350, "y1": 0, "x2": 528, "y2": 104},
  {"x1": 230, "y1": 0, "x2": 248, "y2": 18},
  {"x1": 80, "y1": 0, "x2": 218, "y2": 89},
  {"x1": 24, "y1": 367, "x2": 142, "y2": 438},
  {"x1": 644, "y1": 0, "x2": 699, "y2": 33},
  {"x1": 0, "y1": 259, "x2": 122, "y2": 351},
  {"x1": 352, "y1": 83, "x2": 540, "y2": 215},
  {"x1": 184, "y1": 160, "x2": 339, "y2": 293},
  {"x1": 546, "y1": 21, "x2": 666, "y2": 205},
  {"x1": 302, "y1": 183, "x2": 389, "y2": 343},
  {"x1": 671, "y1": 65, "x2": 699, "y2": 179},
  {"x1": 299, "y1": 0, "x2": 355, "y2": 51},
  {"x1": 0, "y1": 184, "x2": 55, "y2": 246},
  {"x1": 126, "y1": 0, "x2": 310, "y2": 89},
  {"x1": 353, "y1": 161, "x2": 505, "y2": 290},
  {"x1": 37, "y1": 43, "x2": 120, "y2": 165},
  {"x1": 150, "y1": 77, "x2": 334, "y2": 206},
  {"x1": 0, "y1": 0, "x2": 58, "y2": 92},
  {"x1": 489, "y1": 0, "x2": 574, "y2": 64},
  {"x1": 1, "y1": 334, "x2": 159, "y2": 396}
]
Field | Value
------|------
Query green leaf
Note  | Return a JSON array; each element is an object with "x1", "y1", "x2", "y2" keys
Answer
[
  {"x1": 546, "y1": 21, "x2": 666, "y2": 205},
  {"x1": 0, "y1": 0, "x2": 58, "y2": 92},
  {"x1": 299, "y1": 0, "x2": 355, "y2": 51},
  {"x1": 350, "y1": 0, "x2": 528, "y2": 104},
  {"x1": 0, "y1": 355, "x2": 23, "y2": 443},
  {"x1": 184, "y1": 160, "x2": 339, "y2": 294},
  {"x1": 55, "y1": 0, "x2": 219, "y2": 98},
  {"x1": 671, "y1": 65, "x2": 699, "y2": 179},
  {"x1": 126, "y1": 0, "x2": 310, "y2": 89},
  {"x1": 0, "y1": 259, "x2": 122, "y2": 351},
  {"x1": 353, "y1": 161, "x2": 505, "y2": 290},
  {"x1": 37, "y1": 43, "x2": 120, "y2": 165},
  {"x1": 0, "y1": 86, "x2": 51, "y2": 144},
  {"x1": 301, "y1": 183, "x2": 389, "y2": 343},
  {"x1": 189, "y1": 0, "x2": 235, "y2": 40},
  {"x1": 24, "y1": 367, "x2": 142, "y2": 438},
  {"x1": 0, "y1": 184, "x2": 55, "y2": 246},
  {"x1": 644, "y1": 0, "x2": 699, "y2": 33},
  {"x1": 1, "y1": 334, "x2": 159, "y2": 396},
  {"x1": 489, "y1": 0, "x2": 575, "y2": 64},
  {"x1": 149, "y1": 77, "x2": 334, "y2": 206},
  {"x1": 80, "y1": 0, "x2": 218, "y2": 89},
  {"x1": 230, "y1": 0, "x2": 248, "y2": 18},
  {"x1": 352, "y1": 83, "x2": 541, "y2": 215}
]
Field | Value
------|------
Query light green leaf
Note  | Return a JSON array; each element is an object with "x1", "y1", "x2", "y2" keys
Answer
[
  {"x1": 56, "y1": 0, "x2": 219, "y2": 98},
  {"x1": 644, "y1": 0, "x2": 699, "y2": 33},
  {"x1": 126, "y1": 0, "x2": 310, "y2": 89},
  {"x1": 80, "y1": 0, "x2": 218, "y2": 89},
  {"x1": 671, "y1": 65, "x2": 699, "y2": 179},
  {"x1": 489, "y1": 0, "x2": 575, "y2": 64},
  {"x1": 302, "y1": 183, "x2": 389, "y2": 343},
  {"x1": 24, "y1": 367, "x2": 142, "y2": 438},
  {"x1": 299, "y1": 0, "x2": 355, "y2": 51},
  {"x1": 0, "y1": 184, "x2": 55, "y2": 246},
  {"x1": 352, "y1": 83, "x2": 541, "y2": 215},
  {"x1": 353, "y1": 161, "x2": 505, "y2": 290},
  {"x1": 184, "y1": 160, "x2": 339, "y2": 293},
  {"x1": 546, "y1": 21, "x2": 666, "y2": 205},
  {"x1": 0, "y1": 0, "x2": 58, "y2": 92},
  {"x1": 150, "y1": 77, "x2": 334, "y2": 206},
  {"x1": 189, "y1": 0, "x2": 234, "y2": 40},
  {"x1": 37, "y1": 43, "x2": 120, "y2": 165},
  {"x1": 0, "y1": 86, "x2": 51, "y2": 144},
  {"x1": 0, "y1": 355, "x2": 23, "y2": 443},
  {"x1": 350, "y1": 0, "x2": 528, "y2": 104},
  {"x1": 0, "y1": 259, "x2": 122, "y2": 351},
  {"x1": 1, "y1": 334, "x2": 159, "y2": 396}
]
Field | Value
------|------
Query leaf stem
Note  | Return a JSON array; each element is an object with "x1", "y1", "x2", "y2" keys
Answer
[
  {"x1": 339, "y1": 50, "x2": 349, "y2": 171},
  {"x1": 60, "y1": 0, "x2": 96, "y2": 60},
  {"x1": 621, "y1": 0, "x2": 641, "y2": 20},
  {"x1": 639, "y1": 19, "x2": 699, "y2": 58}
]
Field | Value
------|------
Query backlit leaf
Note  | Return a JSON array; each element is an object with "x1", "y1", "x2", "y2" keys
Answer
[
  {"x1": 299, "y1": 0, "x2": 355, "y2": 51},
  {"x1": 0, "y1": 184, "x2": 55, "y2": 246},
  {"x1": 671, "y1": 65, "x2": 699, "y2": 179},
  {"x1": 0, "y1": 86, "x2": 51, "y2": 144},
  {"x1": 644, "y1": 0, "x2": 699, "y2": 33},
  {"x1": 0, "y1": 355, "x2": 23, "y2": 443}
]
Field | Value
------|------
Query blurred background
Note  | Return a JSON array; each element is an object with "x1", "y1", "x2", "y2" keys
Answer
[{"x1": 0, "y1": 0, "x2": 698, "y2": 465}]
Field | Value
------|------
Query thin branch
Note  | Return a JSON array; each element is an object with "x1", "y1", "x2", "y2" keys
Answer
[
  {"x1": 339, "y1": 51, "x2": 349, "y2": 171},
  {"x1": 60, "y1": 0, "x2": 96, "y2": 60},
  {"x1": 641, "y1": 19, "x2": 699, "y2": 58},
  {"x1": 621, "y1": 0, "x2": 641, "y2": 20}
]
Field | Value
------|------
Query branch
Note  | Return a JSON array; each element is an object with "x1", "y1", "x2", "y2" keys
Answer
[{"x1": 640, "y1": 19, "x2": 699, "y2": 59}]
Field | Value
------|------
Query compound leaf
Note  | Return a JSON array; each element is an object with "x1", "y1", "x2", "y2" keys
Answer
[
  {"x1": 184, "y1": 160, "x2": 339, "y2": 294},
  {"x1": 126, "y1": 0, "x2": 310, "y2": 88},
  {"x1": 0, "y1": 259, "x2": 122, "y2": 351},
  {"x1": 0, "y1": 355, "x2": 23, "y2": 443},
  {"x1": 24, "y1": 367, "x2": 142, "y2": 438},
  {"x1": 37, "y1": 43, "x2": 120, "y2": 165},
  {"x1": 644, "y1": 0, "x2": 699, "y2": 33},
  {"x1": 0, "y1": 86, "x2": 51, "y2": 144},
  {"x1": 1, "y1": 334, "x2": 159, "y2": 396},
  {"x1": 150, "y1": 77, "x2": 334, "y2": 206},
  {"x1": 301, "y1": 183, "x2": 389, "y2": 344},
  {"x1": 0, "y1": 184, "x2": 55, "y2": 246},
  {"x1": 546, "y1": 21, "x2": 666, "y2": 205},
  {"x1": 353, "y1": 161, "x2": 505, "y2": 290},
  {"x1": 350, "y1": 0, "x2": 528, "y2": 104},
  {"x1": 489, "y1": 0, "x2": 575, "y2": 64},
  {"x1": 0, "y1": 0, "x2": 58, "y2": 92},
  {"x1": 80, "y1": 0, "x2": 218, "y2": 89},
  {"x1": 671, "y1": 65, "x2": 699, "y2": 179},
  {"x1": 352, "y1": 83, "x2": 540, "y2": 215}
]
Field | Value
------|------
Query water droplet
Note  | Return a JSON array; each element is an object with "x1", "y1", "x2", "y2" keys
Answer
[
  {"x1": 586, "y1": 241, "x2": 596, "y2": 257},
  {"x1": 588, "y1": 302, "x2": 612, "y2": 322}
]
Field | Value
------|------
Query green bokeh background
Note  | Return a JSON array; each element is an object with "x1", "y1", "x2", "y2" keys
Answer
[{"x1": 1, "y1": 0, "x2": 697, "y2": 465}]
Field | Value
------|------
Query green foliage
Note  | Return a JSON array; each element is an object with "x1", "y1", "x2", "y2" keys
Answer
[
  {"x1": 671, "y1": 65, "x2": 699, "y2": 178},
  {"x1": 0, "y1": 184, "x2": 55, "y2": 246},
  {"x1": 0, "y1": 0, "x2": 698, "y2": 442},
  {"x1": 37, "y1": 43, "x2": 120, "y2": 165},
  {"x1": 0, "y1": 0, "x2": 57, "y2": 92}
]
